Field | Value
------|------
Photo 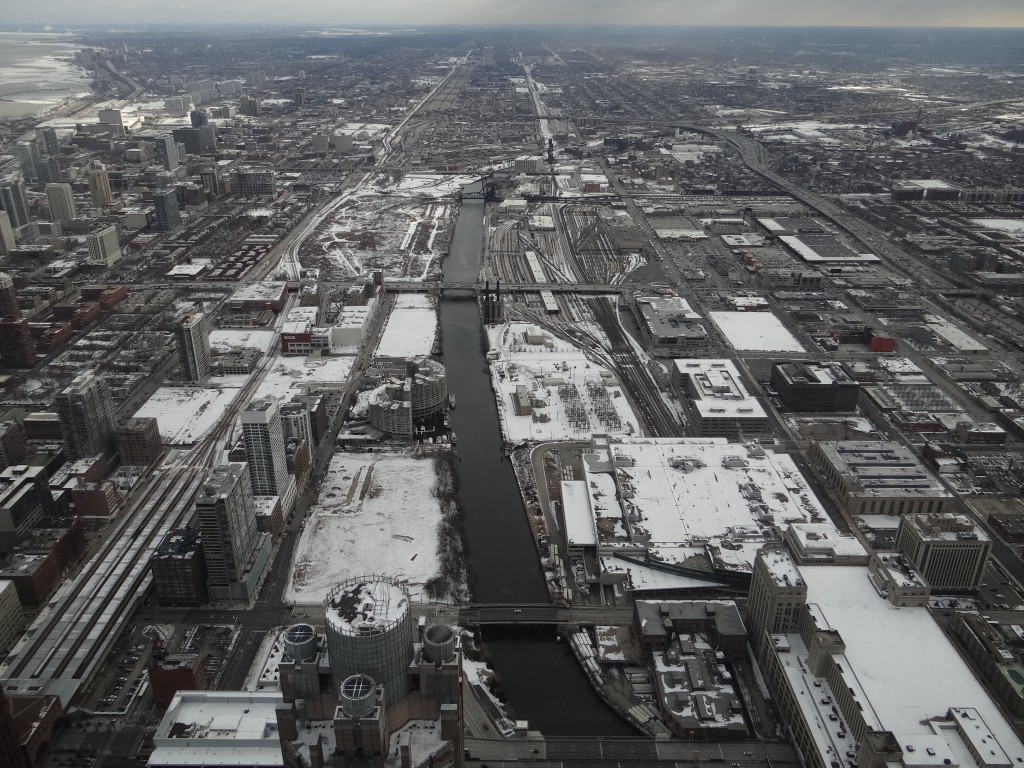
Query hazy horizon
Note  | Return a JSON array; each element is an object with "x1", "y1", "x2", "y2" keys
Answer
[{"x1": 4, "y1": 1, "x2": 1024, "y2": 29}]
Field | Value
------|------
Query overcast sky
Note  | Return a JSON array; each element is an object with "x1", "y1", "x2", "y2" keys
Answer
[{"x1": 6, "y1": 0, "x2": 1024, "y2": 28}]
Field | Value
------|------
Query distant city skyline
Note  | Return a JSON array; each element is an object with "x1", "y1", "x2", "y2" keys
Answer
[{"x1": 5, "y1": 0, "x2": 1024, "y2": 28}]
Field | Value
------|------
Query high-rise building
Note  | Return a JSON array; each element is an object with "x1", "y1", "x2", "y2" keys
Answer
[
  {"x1": 896, "y1": 512, "x2": 992, "y2": 592},
  {"x1": 45, "y1": 183, "x2": 76, "y2": 225},
  {"x1": 97, "y1": 108, "x2": 124, "y2": 132},
  {"x1": 153, "y1": 188, "x2": 180, "y2": 231},
  {"x1": 86, "y1": 225, "x2": 121, "y2": 267},
  {"x1": 13, "y1": 141, "x2": 41, "y2": 182},
  {"x1": 0, "y1": 319, "x2": 37, "y2": 369},
  {"x1": 0, "y1": 211, "x2": 15, "y2": 256},
  {"x1": 35, "y1": 127, "x2": 59, "y2": 156},
  {"x1": 240, "y1": 398, "x2": 290, "y2": 497},
  {"x1": 116, "y1": 417, "x2": 162, "y2": 466},
  {"x1": 87, "y1": 168, "x2": 113, "y2": 207},
  {"x1": 200, "y1": 167, "x2": 220, "y2": 198},
  {"x1": 194, "y1": 463, "x2": 259, "y2": 590},
  {"x1": 0, "y1": 422, "x2": 28, "y2": 470},
  {"x1": 151, "y1": 134, "x2": 180, "y2": 170},
  {"x1": 175, "y1": 309, "x2": 211, "y2": 382},
  {"x1": 229, "y1": 167, "x2": 276, "y2": 198},
  {"x1": 0, "y1": 178, "x2": 30, "y2": 229},
  {"x1": 55, "y1": 371, "x2": 116, "y2": 459},
  {"x1": 151, "y1": 528, "x2": 208, "y2": 607},
  {"x1": 0, "y1": 273, "x2": 19, "y2": 318}
]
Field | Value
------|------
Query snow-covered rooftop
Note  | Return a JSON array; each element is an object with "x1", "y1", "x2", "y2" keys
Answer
[
  {"x1": 326, "y1": 579, "x2": 409, "y2": 636},
  {"x1": 709, "y1": 311, "x2": 805, "y2": 353},
  {"x1": 673, "y1": 359, "x2": 767, "y2": 420},
  {"x1": 376, "y1": 294, "x2": 437, "y2": 358},
  {"x1": 562, "y1": 480, "x2": 598, "y2": 548},
  {"x1": 134, "y1": 386, "x2": 241, "y2": 445}
]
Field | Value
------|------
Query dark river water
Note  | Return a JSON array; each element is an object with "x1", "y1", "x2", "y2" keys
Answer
[{"x1": 441, "y1": 194, "x2": 633, "y2": 736}]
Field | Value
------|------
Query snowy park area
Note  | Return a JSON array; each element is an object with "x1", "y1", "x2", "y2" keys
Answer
[
  {"x1": 286, "y1": 451, "x2": 442, "y2": 603},
  {"x1": 375, "y1": 294, "x2": 437, "y2": 358},
  {"x1": 134, "y1": 385, "x2": 241, "y2": 445},
  {"x1": 487, "y1": 322, "x2": 640, "y2": 443}
]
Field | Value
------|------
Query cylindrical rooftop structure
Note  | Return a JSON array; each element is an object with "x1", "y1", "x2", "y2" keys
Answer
[
  {"x1": 324, "y1": 576, "x2": 413, "y2": 707},
  {"x1": 422, "y1": 624, "x2": 456, "y2": 664},
  {"x1": 339, "y1": 674, "x2": 377, "y2": 719},
  {"x1": 283, "y1": 623, "x2": 318, "y2": 663}
]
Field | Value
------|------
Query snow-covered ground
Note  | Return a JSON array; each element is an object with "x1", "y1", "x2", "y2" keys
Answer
[
  {"x1": 286, "y1": 451, "x2": 442, "y2": 603},
  {"x1": 375, "y1": 294, "x2": 437, "y2": 358},
  {"x1": 209, "y1": 328, "x2": 278, "y2": 354},
  {"x1": 395, "y1": 173, "x2": 481, "y2": 198},
  {"x1": 254, "y1": 355, "x2": 354, "y2": 401},
  {"x1": 709, "y1": 311, "x2": 805, "y2": 353},
  {"x1": 486, "y1": 322, "x2": 640, "y2": 443},
  {"x1": 133, "y1": 386, "x2": 241, "y2": 445}
]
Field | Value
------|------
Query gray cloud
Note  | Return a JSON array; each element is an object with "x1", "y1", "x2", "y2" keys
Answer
[{"x1": 6, "y1": 0, "x2": 1024, "y2": 26}]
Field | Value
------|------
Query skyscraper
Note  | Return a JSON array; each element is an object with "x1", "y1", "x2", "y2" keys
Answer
[
  {"x1": 87, "y1": 168, "x2": 113, "y2": 207},
  {"x1": 0, "y1": 212, "x2": 15, "y2": 257},
  {"x1": 152, "y1": 134, "x2": 180, "y2": 170},
  {"x1": 194, "y1": 463, "x2": 259, "y2": 589},
  {"x1": 35, "y1": 127, "x2": 59, "y2": 156},
  {"x1": 86, "y1": 225, "x2": 121, "y2": 267},
  {"x1": 55, "y1": 371, "x2": 116, "y2": 459},
  {"x1": 240, "y1": 398, "x2": 290, "y2": 497},
  {"x1": 45, "y1": 183, "x2": 76, "y2": 225},
  {"x1": 0, "y1": 318, "x2": 37, "y2": 368},
  {"x1": 13, "y1": 141, "x2": 41, "y2": 182},
  {"x1": 153, "y1": 188, "x2": 180, "y2": 231},
  {"x1": 175, "y1": 309, "x2": 211, "y2": 382},
  {"x1": 0, "y1": 178, "x2": 30, "y2": 229}
]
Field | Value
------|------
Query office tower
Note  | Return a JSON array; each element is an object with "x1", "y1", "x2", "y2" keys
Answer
[
  {"x1": 55, "y1": 370, "x2": 116, "y2": 459},
  {"x1": 0, "y1": 212, "x2": 15, "y2": 257},
  {"x1": 87, "y1": 168, "x2": 113, "y2": 207},
  {"x1": 0, "y1": 319, "x2": 36, "y2": 368},
  {"x1": 0, "y1": 178, "x2": 30, "y2": 229},
  {"x1": 0, "y1": 273, "x2": 19, "y2": 318},
  {"x1": 116, "y1": 417, "x2": 162, "y2": 466},
  {"x1": 896, "y1": 512, "x2": 992, "y2": 592},
  {"x1": 200, "y1": 167, "x2": 220, "y2": 198},
  {"x1": 240, "y1": 398, "x2": 289, "y2": 496},
  {"x1": 35, "y1": 127, "x2": 59, "y2": 156},
  {"x1": 86, "y1": 225, "x2": 121, "y2": 267},
  {"x1": 190, "y1": 108, "x2": 207, "y2": 128},
  {"x1": 194, "y1": 463, "x2": 259, "y2": 589},
  {"x1": 45, "y1": 183, "x2": 76, "y2": 225},
  {"x1": 152, "y1": 134, "x2": 180, "y2": 170},
  {"x1": 0, "y1": 422, "x2": 27, "y2": 469},
  {"x1": 175, "y1": 309, "x2": 211, "y2": 382},
  {"x1": 38, "y1": 155, "x2": 61, "y2": 184},
  {"x1": 153, "y1": 188, "x2": 180, "y2": 231}
]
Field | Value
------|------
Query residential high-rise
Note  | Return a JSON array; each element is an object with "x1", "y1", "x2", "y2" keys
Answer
[
  {"x1": 153, "y1": 188, "x2": 180, "y2": 231},
  {"x1": 175, "y1": 309, "x2": 211, "y2": 382},
  {"x1": 13, "y1": 141, "x2": 41, "y2": 182},
  {"x1": 45, "y1": 183, "x2": 76, "y2": 225},
  {"x1": 240, "y1": 398, "x2": 289, "y2": 497},
  {"x1": 0, "y1": 319, "x2": 37, "y2": 369},
  {"x1": 0, "y1": 422, "x2": 28, "y2": 469},
  {"x1": 896, "y1": 512, "x2": 992, "y2": 592},
  {"x1": 0, "y1": 178, "x2": 30, "y2": 229},
  {"x1": 87, "y1": 168, "x2": 113, "y2": 207},
  {"x1": 55, "y1": 371, "x2": 116, "y2": 459},
  {"x1": 194, "y1": 463, "x2": 259, "y2": 590},
  {"x1": 86, "y1": 225, "x2": 121, "y2": 267},
  {"x1": 0, "y1": 211, "x2": 15, "y2": 256},
  {"x1": 0, "y1": 273, "x2": 19, "y2": 318}
]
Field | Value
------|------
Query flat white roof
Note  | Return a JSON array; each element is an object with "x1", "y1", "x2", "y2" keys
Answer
[
  {"x1": 710, "y1": 311, "x2": 805, "y2": 353},
  {"x1": 673, "y1": 359, "x2": 767, "y2": 420},
  {"x1": 561, "y1": 480, "x2": 597, "y2": 548},
  {"x1": 799, "y1": 565, "x2": 1024, "y2": 758}
]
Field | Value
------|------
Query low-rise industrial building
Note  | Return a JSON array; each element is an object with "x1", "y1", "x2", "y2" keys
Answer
[
  {"x1": 635, "y1": 296, "x2": 710, "y2": 356},
  {"x1": 809, "y1": 441, "x2": 954, "y2": 517},
  {"x1": 769, "y1": 361, "x2": 861, "y2": 412}
]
